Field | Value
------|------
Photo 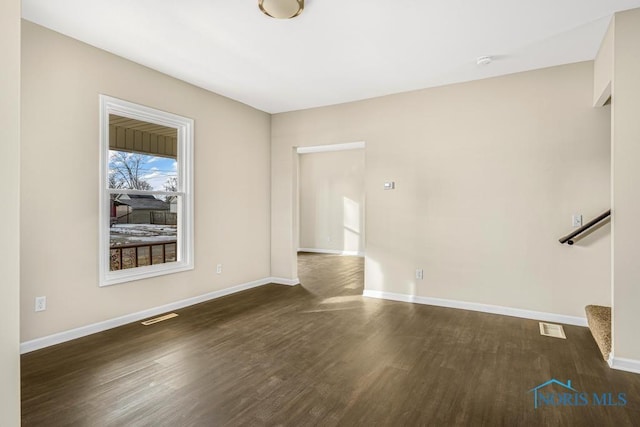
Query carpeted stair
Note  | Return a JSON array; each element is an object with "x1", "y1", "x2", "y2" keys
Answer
[{"x1": 585, "y1": 305, "x2": 611, "y2": 361}]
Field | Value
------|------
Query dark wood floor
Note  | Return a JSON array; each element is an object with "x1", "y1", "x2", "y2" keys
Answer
[{"x1": 22, "y1": 253, "x2": 640, "y2": 426}]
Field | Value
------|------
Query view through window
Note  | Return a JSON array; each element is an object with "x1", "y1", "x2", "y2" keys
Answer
[
  {"x1": 100, "y1": 97, "x2": 193, "y2": 286},
  {"x1": 109, "y1": 159, "x2": 178, "y2": 271}
]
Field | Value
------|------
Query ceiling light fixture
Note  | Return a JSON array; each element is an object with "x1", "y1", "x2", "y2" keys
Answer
[{"x1": 259, "y1": 0, "x2": 304, "y2": 19}]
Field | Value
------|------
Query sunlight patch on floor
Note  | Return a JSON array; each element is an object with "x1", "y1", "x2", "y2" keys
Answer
[{"x1": 320, "y1": 295, "x2": 363, "y2": 304}]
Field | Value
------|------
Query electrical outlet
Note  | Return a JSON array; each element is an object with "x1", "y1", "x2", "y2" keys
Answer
[
  {"x1": 216, "y1": 264, "x2": 223, "y2": 274},
  {"x1": 415, "y1": 269, "x2": 424, "y2": 280},
  {"x1": 35, "y1": 296, "x2": 46, "y2": 312},
  {"x1": 572, "y1": 214, "x2": 583, "y2": 227}
]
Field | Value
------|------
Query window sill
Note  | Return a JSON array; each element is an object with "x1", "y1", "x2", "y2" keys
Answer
[{"x1": 100, "y1": 261, "x2": 194, "y2": 287}]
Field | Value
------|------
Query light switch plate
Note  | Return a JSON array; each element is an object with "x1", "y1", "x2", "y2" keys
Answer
[
  {"x1": 384, "y1": 181, "x2": 395, "y2": 190},
  {"x1": 572, "y1": 214, "x2": 582, "y2": 227}
]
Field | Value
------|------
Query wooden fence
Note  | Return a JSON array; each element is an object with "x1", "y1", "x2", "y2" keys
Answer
[{"x1": 150, "y1": 211, "x2": 177, "y2": 225}]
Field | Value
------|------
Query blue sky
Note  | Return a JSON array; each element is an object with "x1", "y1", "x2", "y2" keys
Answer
[
  {"x1": 143, "y1": 154, "x2": 177, "y2": 191},
  {"x1": 109, "y1": 150, "x2": 177, "y2": 191}
]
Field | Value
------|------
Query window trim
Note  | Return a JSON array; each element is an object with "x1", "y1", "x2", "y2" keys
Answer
[{"x1": 98, "y1": 95, "x2": 194, "y2": 286}]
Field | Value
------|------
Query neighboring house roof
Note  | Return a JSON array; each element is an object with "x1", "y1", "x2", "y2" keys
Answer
[{"x1": 115, "y1": 195, "x2": 169, "y2": 210}]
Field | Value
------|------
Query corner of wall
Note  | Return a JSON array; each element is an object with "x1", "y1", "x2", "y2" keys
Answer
[
  {"x1": 593, "y1": 16, "x2": 615, "y2": 107},
  {"x1": 0, "y1": 0, "x2": 21, "y2": 423}
]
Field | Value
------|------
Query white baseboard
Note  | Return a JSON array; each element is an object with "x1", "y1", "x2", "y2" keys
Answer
[
  {"x1": 362, "y1": 290, "x2": 588, "y2": 327},
  {"x1": 20, "y1": 277, "x2": 293, "y2": 354},
  {"x1": 298, "y1": 248, "x2": 365, "y2": 257},
  {"x1": 609, "y1": 356, "x2": 640, "y2": 374},
  {"x1": 270, "y1": 277, "x2": 300, "y2": 286}
]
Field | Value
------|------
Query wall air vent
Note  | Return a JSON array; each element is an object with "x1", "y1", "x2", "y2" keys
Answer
[
  {"x1": 539, "y1": 322, "x2": 566, "y2": 339},
  {"x1": 141, "y1": 313, "x2": 178, "y2": 326}
]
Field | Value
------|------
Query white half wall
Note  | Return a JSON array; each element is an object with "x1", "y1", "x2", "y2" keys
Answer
[{"x1": 610, "y1": 8, "x2": 640, "y2": 366}]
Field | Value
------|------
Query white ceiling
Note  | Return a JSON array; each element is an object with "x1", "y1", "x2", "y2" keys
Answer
[{"x1": 22, "y1": 0, "x2": 640, "y2": 113}]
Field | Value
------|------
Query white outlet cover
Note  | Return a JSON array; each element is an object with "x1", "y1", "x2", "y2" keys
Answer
[{"x1": 35, "y1": 296, "x2": 46, "y2": 312}]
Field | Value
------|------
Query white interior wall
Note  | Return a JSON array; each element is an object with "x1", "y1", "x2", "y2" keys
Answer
[
  {"x1": 20, "y1": 21, "x2": 272, "y2": 343},
  {"x1": 611, "y1": 8, "x2": 640, "y2": 366},
  {"x1": 0, "y1": 0, "x2": 22, "y2": 423},
  {"x1": 298, "y1": 149, "x2": 365, "y2": 255},
  {"x1": 273, "y1": 61, "x2": 611, "y2": 319}
]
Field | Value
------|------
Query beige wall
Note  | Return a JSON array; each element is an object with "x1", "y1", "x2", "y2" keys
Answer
[
  {"x1": 611, "y1": 8, "x2": 640, "y2": 362},
  {"x1": 273, "y1": 62, "x2": 611, "y2": 318},
  {"x1": 299, "y1": 150, "x2": 365, "y2": 254},
  {"x1": 0, "y1": 1, "x2": 21, "y2": 424},
  {"x1": 593, "y1": 18, "x2": 614, "y2": 107},
  {"x1": 21, "y1": 21, "x2": 271, "y2": 342}
]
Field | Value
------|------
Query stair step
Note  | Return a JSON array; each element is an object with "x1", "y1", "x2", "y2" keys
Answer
[{"x1": 585, "y1": 305, "x2": 611, "y2": 361}]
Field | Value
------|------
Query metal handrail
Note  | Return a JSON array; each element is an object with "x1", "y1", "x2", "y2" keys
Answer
[
  {"x1": 110, "y1": 240, "x2": 177, "y2": 270},
  {"x1": 559, "y1": 210, "x2": 611, "y2": 245}
]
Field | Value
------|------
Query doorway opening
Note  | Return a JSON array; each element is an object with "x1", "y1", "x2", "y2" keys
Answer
[{"x1": 294, "y1": 142, "x2": 366, "y2": 290}]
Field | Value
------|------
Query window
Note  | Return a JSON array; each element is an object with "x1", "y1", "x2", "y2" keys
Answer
[{"x1": 99, "y1": 95, "x2": 193, "y2": 286}]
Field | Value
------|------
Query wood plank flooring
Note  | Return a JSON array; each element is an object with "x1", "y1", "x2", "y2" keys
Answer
[{"x1": 21, "y1": 253, "x2": 640, "y2": 426}]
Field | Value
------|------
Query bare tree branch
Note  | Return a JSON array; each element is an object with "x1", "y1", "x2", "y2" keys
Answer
[{"x1": 109, "y1": 151, "x2": 153, "y2": 190}]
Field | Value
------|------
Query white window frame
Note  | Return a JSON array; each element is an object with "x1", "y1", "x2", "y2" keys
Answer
[{"x1": 98, "y1": 95, "x2": 194, "y2": 286}]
